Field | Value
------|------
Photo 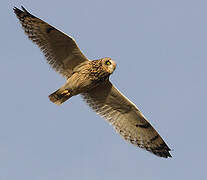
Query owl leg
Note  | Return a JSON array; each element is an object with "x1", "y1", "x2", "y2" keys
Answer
[{"x1": 49, "y1": 88, "x2": 72, "y2": 105}]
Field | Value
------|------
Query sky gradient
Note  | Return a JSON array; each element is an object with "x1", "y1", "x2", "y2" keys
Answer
[{"x1": 1, "y1": 0, "x2": 207, "y2": 179}]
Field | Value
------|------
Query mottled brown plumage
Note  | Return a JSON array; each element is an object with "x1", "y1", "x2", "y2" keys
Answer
[
  {"x1": 14, "y1": 6, "x2": 172, "y2": 158},
  {"x1": 49, "y1": 58, "x2": 116, "y2": 104}
]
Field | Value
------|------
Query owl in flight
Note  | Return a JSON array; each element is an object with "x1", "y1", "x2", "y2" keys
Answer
[{"x1": 14, "y1": 6, "x2": 172, "y2": 158}]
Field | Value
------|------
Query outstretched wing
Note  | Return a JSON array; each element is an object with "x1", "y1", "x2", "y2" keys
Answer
[
  {"x1": 82, "y1": 81, "x2": 171, "y2": 158},
  {"x1": 14, "y1": 6, "x2": 88, "y2": 78}
]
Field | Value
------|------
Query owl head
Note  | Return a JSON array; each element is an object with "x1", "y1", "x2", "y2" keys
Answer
[{"x1": 101, "y1": 57, "x2": 116, "y2": 74}]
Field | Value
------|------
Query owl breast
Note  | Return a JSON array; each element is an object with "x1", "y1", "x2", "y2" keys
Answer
[{"x1": 66, "y1": 61, "x2": 110, "y2": 96}]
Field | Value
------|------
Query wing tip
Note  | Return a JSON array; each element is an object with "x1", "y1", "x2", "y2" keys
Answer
[
  {"x1": 13, "y1": 6, "x2": 23, "y2": 16},
  {"x1": 150, "y1": 144, "x2": 172, "y2": 158},
  {"x1": 13, "y1": 6, "x2": 35, "y2": 18},
  {"x1": 156, "y1": 150, "x2": 172, "y2": 158}
]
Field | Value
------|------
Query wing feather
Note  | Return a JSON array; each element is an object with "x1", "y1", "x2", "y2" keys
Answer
[
  {"x1": 82, "y1": 81, "x2": 172, "y2": 158},
  {"x1": 14, "y1": 6, "x2": 88, "y2": 78}
]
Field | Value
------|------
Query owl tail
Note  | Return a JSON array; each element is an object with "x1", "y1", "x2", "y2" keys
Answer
[{"x1": 49, "y1": 89, "x2": 72, "y2": 105}]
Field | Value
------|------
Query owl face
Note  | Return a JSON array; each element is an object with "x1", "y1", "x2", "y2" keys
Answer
[{"x1": 101, "y1": 57, "x2": 116, "y2": 74}]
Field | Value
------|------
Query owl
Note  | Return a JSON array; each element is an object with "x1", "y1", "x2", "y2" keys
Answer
[{"x1": 14, "y1": 6, "x2": 172, "y2": 158}]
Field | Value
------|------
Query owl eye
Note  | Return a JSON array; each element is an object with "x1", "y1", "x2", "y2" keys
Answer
[{"x1": 105, "y1": 60, "x2": 111, "y2": 65}]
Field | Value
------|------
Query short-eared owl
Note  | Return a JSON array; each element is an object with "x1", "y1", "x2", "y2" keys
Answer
[{"x1": 14, "y1": 6, "x2": 171, "y2": 158}]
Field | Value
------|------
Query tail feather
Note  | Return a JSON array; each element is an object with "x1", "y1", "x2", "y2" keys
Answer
[{"x1": 49, "y1": 89, "x2": 71, "y2": 105}]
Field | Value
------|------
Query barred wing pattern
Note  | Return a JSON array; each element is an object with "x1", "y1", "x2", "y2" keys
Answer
[
  {"x1": 14, "y1": 6, "x2": 88, "y2": 78},
  {"x1": 82, "y1": 81, "x2": 171, "y2": 158}
]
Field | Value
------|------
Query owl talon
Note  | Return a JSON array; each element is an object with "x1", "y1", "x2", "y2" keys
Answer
[{"x1": 61, "y1": 90, "x2": 70, "y2": 96}]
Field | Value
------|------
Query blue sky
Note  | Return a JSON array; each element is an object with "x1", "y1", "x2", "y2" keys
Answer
[{"x1": 1, "y1": 0, "x2": 207, "y2": 179}]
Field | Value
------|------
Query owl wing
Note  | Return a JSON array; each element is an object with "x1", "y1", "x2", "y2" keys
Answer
[
  {"x1": 82, "y1": 81, "x2": 171, "y2": 158},
  {"x1": 14, "y1": 6, "x2": 88, "y2": 78}
]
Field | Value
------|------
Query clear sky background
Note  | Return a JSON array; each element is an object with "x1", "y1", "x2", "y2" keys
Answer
[{"x1": 1, "y1": 0, "x2": 206, "y2": 179}]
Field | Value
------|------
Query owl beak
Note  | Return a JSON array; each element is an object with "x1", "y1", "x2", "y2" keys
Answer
[
  {"x1": 108, "y1": 60, "x2": 116, "y2": 74},
  {"x1": 111, "y1": 60, "x2": 117, "y2": 70}
]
